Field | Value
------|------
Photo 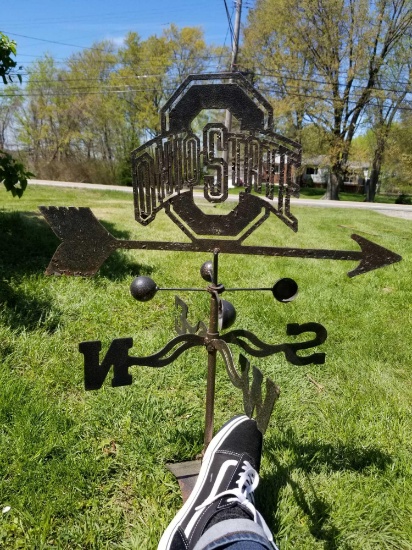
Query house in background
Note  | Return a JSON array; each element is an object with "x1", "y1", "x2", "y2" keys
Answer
[
  {"x1": 302, "y1": 155, "x2": 370, "y2": 193},
  {"x1": 302, "y1": 156, "x2": 329, "y2": 187}
]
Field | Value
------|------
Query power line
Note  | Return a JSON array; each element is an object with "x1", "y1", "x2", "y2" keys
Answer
[
  {"x1": 239, "y1": 62, "x2": 411, "y2": 86},
  {"x1": 0, "y1": 3, "x2": 211, "y2": 28},
  {"x1": 0, "y1": 30, "x2": 110, "y2": 53},
  {"x1": 8, "y1": 21, "x2": 409, "y2": 91},
  {"x1": 9, "y1": 52, "x2": 411, "y2": 91},
  {"x1": 256, "y1": 78, "x2": 412, "y2": 97},
  {"x1": 217, "y1": 0, "x2": 235, "y2": 69},
  {"x1": 223, "y1": 0, "x2": 235, "y2": 44},
  {"x1": 4, "y1": 68, "x2": 410, "y2": 96},
  {"x1": 1, "y1": 82, "x2": 410, "y2": 100},
  {"x1": 2, "y1": 83, "x2": 411, "y2": 111}
]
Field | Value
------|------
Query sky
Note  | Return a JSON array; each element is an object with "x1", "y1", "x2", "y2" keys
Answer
[{"x1": 2, "y1": 0, "x2": 253, "y2": 70}]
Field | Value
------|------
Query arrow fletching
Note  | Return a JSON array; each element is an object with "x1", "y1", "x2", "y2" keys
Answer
[{"x1": 39, "y1": 206, "x2": 118, "y2": 276}]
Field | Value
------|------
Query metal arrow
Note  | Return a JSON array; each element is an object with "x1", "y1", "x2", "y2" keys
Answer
[{"x1": 40, "y1": 206, "x2": 402, "y2": 278}]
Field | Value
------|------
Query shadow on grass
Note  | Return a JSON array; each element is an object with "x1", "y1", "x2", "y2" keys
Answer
[
  {"x1": 0, "y1": 211, "x2": 60, "y2": 277},
  {"x1": 98, "y1": 220, "x2": 154, "y2": 280},
  {"x1": 0, "y1": 211, "x2": 62, "y2": 332},
  {"x1": 261, "y1": 427, "x2": 392, "y2": 549},
  {"x1": 0, "y1": 211, "x2": 152, "y2": 331},
  {"x1": 0, "y1": 279, "x2": 63, "y2": 332},
  {"x1": 0, "y1": 211, "x2": 153, "y2": 280}
]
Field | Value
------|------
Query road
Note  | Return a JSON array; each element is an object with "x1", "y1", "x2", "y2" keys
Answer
[{"x1": 29, "y1": 179, "x2": 412, "y2": 220}]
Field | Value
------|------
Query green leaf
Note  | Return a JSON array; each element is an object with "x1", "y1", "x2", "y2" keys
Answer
[{"x1": 0, "y1": 151, "x2": 34, "y2": 198}]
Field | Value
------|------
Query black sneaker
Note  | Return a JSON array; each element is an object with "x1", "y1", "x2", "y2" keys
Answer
[{"x1": 158, "y1": 415, "x2": 276, "y2": 550}]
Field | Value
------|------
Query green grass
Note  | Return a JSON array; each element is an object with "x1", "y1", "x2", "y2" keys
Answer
[
  {"x1": 0, "y1": 184, "x2": 411, "y2": 549},
  {"x1": 227, "y1": 185, "x2": 403, "y2": 203},
  {"x1": 297, "y1": 188, "x2": 403, "y2": 203},
  {"x1": 298, "y1": 187, "x2": 368, "y2": 201}
]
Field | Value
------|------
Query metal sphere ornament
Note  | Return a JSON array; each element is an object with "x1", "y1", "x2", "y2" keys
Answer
[
  {"x1": 218, "y1": 299, "x2": 237, "y2": 330},
  {"x1": 272, "y1": 278, "x2": 298, "y2": 303},
  {"x1": 200, "y1": 261, "x2": 214, "y2": 282},
  {"x1": 130, "y1": 276, "x2": 158, "y2": 302}
]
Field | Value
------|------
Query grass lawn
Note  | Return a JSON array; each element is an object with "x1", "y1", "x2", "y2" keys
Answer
[
  {"x1": 297, "y1": 188, "x2": 404, "y2": 203},
  {"x1": 227, "y1": 185, "x2": 406, "y2": 203},
  {"x1": 298, "y1": 188, "x2": 367, "y2": 202},
  {"x1": 0, "y1": 184, "x2": 411, "y2": 549}
]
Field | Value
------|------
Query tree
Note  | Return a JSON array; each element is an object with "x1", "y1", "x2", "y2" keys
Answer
[
  {"x1": 65, "y1": 42, "x2": 123, "y2": 170},
  {"x1": 0, "y1": 32, "x2": 22, "y2": 84},
  {"x1": 0, "y1": 85, "x2": 22, "y2": 149},
  {"x1": 0, "y1": 32, "x2": 33, "y2": 196},
  {"x1": 243, "y1": 0, "x2": 412, "y2": 199},
  {"x1": 6, "y1": 26, "x2": 225, "y2": 186},
  {"x1": 164, "y1": 24, "x2": 221, "y2": 83},
  {"x1": 19, "y1": 45, "x2": 124, "y2": 183},
  {"x1": 382, "y1": 112, "x2": 412, "y2": 194},
  {"x1": 18, "y1": 56, "x2": 64, "y2": 166},
  {"x1": 364, "y1": 54, "x2": 411, "y2": 201},
  {"x1": 116, "y1": 32, "x2": 173, "y2": 140},
  {"x1": 0, "y1": 151, "x2": 32, "y2": 198},
  {"x1": 116, "y1": 26, "x2": 216, "y2": 140},
  {"x1": 241, "y1": 0, "x2": 319, "y2": 140}
]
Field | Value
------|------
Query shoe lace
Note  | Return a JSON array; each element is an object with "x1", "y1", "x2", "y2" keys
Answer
[{"x1": 195, "y1": 461, "x2": 276, "y2": 546}]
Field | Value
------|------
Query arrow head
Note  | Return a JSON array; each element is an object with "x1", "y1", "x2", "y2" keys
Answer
[
  {"x1": 40, "y1": 206, "x2": 118, "y2": 276},
  {"x1": 348, "y1": 234, "x2": 402, "y2": 277}
]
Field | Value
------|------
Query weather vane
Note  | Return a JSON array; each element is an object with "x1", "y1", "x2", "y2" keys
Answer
[
  {"x1": 40, "y1": 72, "x2": 401, "y2": 498},
  {"x1": 40, "y1": 73, "x2": 400, "y2": 278}
]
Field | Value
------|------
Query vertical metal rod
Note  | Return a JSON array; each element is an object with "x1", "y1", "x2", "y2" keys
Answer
[
  {"x1": 203, "y1": 249, "x2": 220, "y2": 452},
  {"x1": 212, "y1": 248, "x2": 219, "y2": 286}
]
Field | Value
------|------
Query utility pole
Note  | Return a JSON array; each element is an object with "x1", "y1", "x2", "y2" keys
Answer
[{"x1": 225, "y1": 0, "x2": 242, "y2": 133}]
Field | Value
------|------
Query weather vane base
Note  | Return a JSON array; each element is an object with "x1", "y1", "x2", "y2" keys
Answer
[{"x1": 166, "y1": 461, "x2": 202, "y2": 503}]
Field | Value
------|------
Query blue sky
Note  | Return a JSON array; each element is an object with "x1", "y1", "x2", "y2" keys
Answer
[{"x1": 3, "y1": 0, "x2": 252, "y2": 69}]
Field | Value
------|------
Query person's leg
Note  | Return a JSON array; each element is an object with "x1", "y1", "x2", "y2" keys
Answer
[
  {"x1": 193, "y1": 518, "x2": 274, "y2": 549},
  {"x1": 158, "y1": 415, "x2": 278, "y2": 550},
  {"x1": 222, "y1": 544, "x2": 268, "y2": 550},
  {"x1": 218, "y1": 543, "x2": 268, "y2": 550}
]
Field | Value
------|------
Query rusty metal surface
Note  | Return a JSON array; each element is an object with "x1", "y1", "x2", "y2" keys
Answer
[
  {"x1": 166, "y1": 461, "x2": 201, "y2": 503},
  {"x1": 221, "y1": 322, "x2": 327, "y2": 365},
  {"x1": 40, "y1": 73, "x2": 403, "y2": 501},
  {"x1": 80, "y1": 250, "x2": 327, "y2": 440},
  {"x1": 40, "y1": 72, "x2": 401, "y2": 278},
  {"x1": 40, "y1": 206, "x2": 118, "y2": 276},
  {"x1": 80, "y1": 317, "x2": 327, "y2": 388},
  {"x1": 131, "y1": 73, "x2": 300, "y2": 235},
  {"x1": 40, "y1": 205, "x2": 401, "y2": 277}
]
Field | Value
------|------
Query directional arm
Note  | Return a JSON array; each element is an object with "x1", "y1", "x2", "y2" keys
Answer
[
  {"x1": 221, "y1": 322, "x2": 327, "y2": 366},
  {"x1": 81, "y1": 333, "x2": 205, "y2": 390},
  {"x1": 40, "y1": 206, "x2": 401, "y2": 278}
]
